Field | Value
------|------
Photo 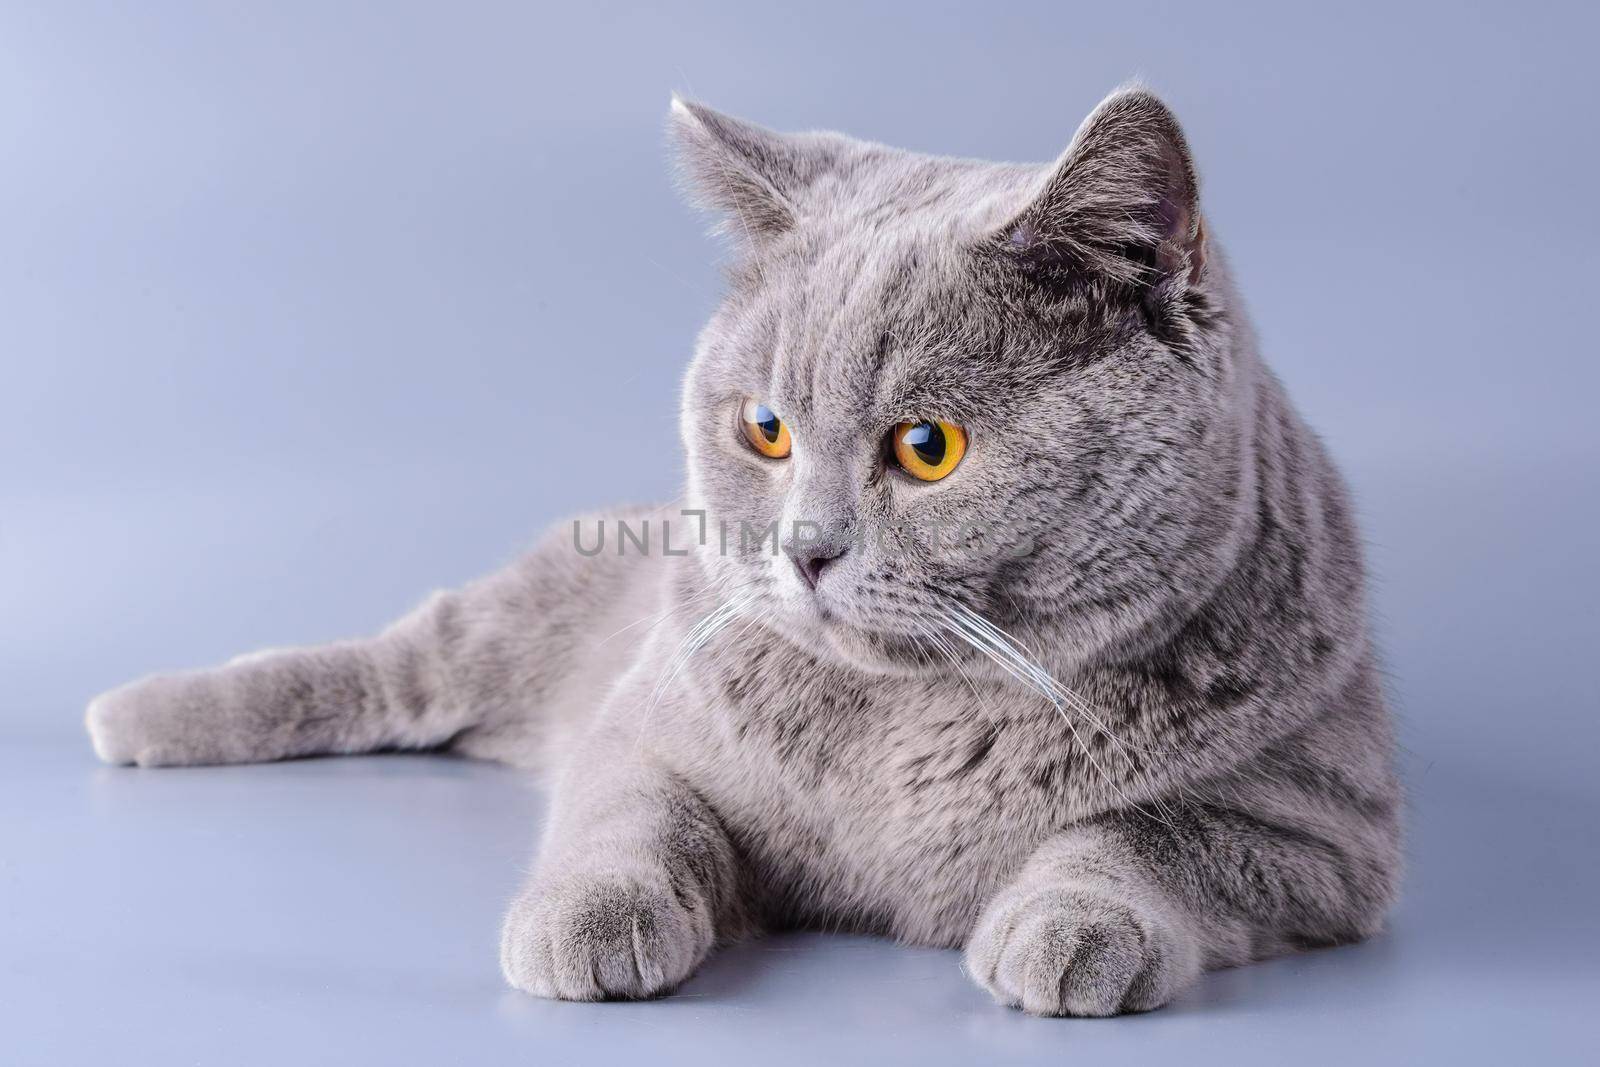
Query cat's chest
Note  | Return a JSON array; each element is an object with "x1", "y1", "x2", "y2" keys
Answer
[{"x1": 679, "y1": 651, "x2": 1095, "y2": 943}]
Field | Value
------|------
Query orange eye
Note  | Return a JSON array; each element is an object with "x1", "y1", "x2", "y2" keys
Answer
[
  {"x1": 891, "y1": 420, "x2": 967, "y2": 481},
  {"x1": 739, "y1": 398, "x2": 792, "y2": 459}
]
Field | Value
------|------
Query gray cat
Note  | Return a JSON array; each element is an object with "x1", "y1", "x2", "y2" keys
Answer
[{"x1": 86, "y1": 86, "x2": 1401, "y2": 1017}]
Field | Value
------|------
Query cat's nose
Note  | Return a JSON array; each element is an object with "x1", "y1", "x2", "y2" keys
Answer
[{"x1": 786, "y1": 544, "x2": 846, "y2": 591}]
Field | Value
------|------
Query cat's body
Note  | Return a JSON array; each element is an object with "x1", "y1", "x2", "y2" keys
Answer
[{"x1": 87, "y1": 87, "x2": 1401, "y2": 1016}]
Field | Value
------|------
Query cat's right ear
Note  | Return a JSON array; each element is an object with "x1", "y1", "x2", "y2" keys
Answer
[{"x1": 668, "y1": 97, "x2": 829, "y2": 245}]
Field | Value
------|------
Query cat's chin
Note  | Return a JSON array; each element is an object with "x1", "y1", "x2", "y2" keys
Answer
[{"x1": 814, "y1": 620, "x2": 936, "y2": 678}]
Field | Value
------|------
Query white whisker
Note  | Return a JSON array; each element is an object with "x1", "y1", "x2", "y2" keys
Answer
[
  {"x1": 633, "y1": 587, "x2": 760, "y2": 749},
  {"x1": 910, "y1": 618, "x2": 998, "y2": 726},
  {"x1": 952, "y1": 604, "x2": 1160, "y2": 760},
  {"x1": 597, "y1": 576, "x2": 763, "y2": 648},
  {"x1": 937, "y1": 607, "x2": 1179, "y2": 829}
]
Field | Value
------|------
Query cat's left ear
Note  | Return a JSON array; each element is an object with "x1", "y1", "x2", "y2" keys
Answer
[
  {"x1": 668, "y1": 97, "x2": 839, "y2": 245},
  {"x1": 997, "y1": 85, "x2": 1206, "y2": 288}
]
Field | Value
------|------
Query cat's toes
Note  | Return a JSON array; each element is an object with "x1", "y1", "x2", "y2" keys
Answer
[
  {"x1": 499, "y1": 871, "x2": 713, "y2": 1001},
  {"x1": 965, "y1": 883, "x2": 1200, "y2": 1017},
  {"x1": 85, "y1": 672, "x2": 218, "y2": 767}
]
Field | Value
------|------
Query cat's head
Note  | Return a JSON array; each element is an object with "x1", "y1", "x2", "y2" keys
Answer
[{"x1": 671, "y1": 87, "x2": 1253, "y2": 675}]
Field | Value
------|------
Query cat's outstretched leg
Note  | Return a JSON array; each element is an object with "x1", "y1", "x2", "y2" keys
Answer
[
  {"x1": 499, "y1": 736, "x2": 747, "y2": 1000},
  {"x1": 86, "y1": 511, "x2": 666, "y2": 769},
  {"x1": 85, "y1": 589, "x2": 480, "y2": 767}
]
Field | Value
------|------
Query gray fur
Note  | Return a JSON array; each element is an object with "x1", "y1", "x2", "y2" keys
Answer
[{"x1": 87, "y1": 85, "x2": 1401, "y2": 1016}]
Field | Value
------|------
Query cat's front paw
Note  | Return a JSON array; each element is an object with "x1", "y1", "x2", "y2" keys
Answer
[
  {"x1": 499, "y1": 870, "x2": 714, "y2": 1001},
  {"x1": 965, "y1": 882, "x2": 1201, "y2": 1016}
]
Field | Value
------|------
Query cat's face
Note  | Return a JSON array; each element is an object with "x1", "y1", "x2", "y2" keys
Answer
[{"x1": 673, "y1": 90, "x2": 1247, "y2": 675}]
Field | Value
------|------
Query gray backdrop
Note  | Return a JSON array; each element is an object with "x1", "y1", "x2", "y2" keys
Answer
[{"x1": 3, "y1": 2, "x2": 1596, "y2": 1064}]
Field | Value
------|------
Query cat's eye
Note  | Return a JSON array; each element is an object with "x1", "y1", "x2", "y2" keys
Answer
[
  {"x1": 891, "y1": 420, "x2": 968, "y2": 481},
  {"x1": 739, "y1": 398, "x2": 792, "y2": 459}
]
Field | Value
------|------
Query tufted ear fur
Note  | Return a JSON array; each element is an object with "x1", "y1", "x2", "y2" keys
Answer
[
  {"x1": 667, "y1": 97, "x2": 842, "y2": 245},
  {"x1": 997, "y1": 86, "x2": 1206, "y2": 289}
]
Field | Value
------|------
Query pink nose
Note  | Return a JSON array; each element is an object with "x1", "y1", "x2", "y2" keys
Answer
[{"x1": 786, "y1": 545, "x2": 845, "y2": 590}]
